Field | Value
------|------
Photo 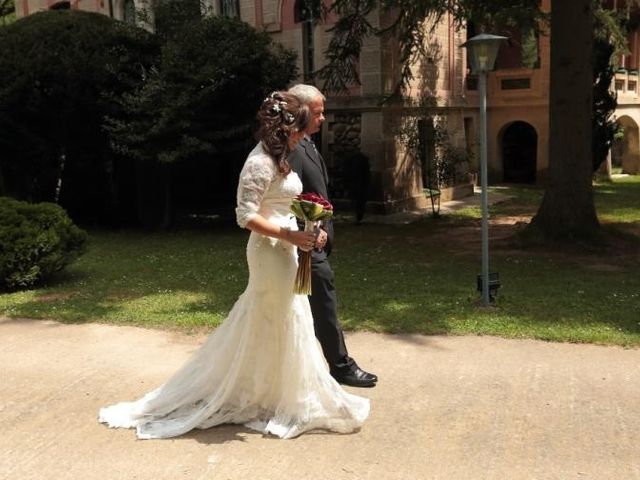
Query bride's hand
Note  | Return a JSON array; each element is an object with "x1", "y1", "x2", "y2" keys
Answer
[{"x1": 284, "y1": 229, "x2": 316, "y2": 252}]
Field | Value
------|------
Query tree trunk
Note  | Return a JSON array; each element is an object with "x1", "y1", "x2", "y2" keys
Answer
[
  {"x1": 135, "y1": 160, "x2": 172, "y2": 230},
  {"x1": 529, "y1": 0, "x2": 600, "y2": 239}
]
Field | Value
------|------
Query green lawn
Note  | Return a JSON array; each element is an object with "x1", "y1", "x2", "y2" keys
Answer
[
  {"x1": 1, "y1": 176, "x2": 639, "y2": 346},
  {"x1": 595, "y1": 175, "x2": 640, "y2": 223}
]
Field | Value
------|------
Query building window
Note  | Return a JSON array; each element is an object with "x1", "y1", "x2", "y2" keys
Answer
[
  {"x1": 295, "y1": 0, "x2": 319, "y2": 81},
  {"x1": 219, "y1": 0, "x2": 239, "y2": 18},
  {"x1": 123, "y1": 0, "x2": 136, "y2": 24},
  {"x1": 465, "y1": 75, "x2": 478, "y2": 91},
  {"x1": 500, "y1": 78, "x2": 531, "y2": 90}
]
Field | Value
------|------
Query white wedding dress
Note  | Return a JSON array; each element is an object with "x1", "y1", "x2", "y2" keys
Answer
[{"x1": 98, "y1": 143, "x2": 370, "y2": 439}]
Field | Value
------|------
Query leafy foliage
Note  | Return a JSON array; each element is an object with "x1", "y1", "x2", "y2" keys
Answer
[
  {"x1": 592, "y1": 36, "x2": 617, "y2": 172},
  {"x1": 106, "y1": 14, "x2": 297, "y2": 165},
  {"x1": 0, "y1": 11, "x2": 157, "y2": 221},
  {"x1": 0, "y1": 197, "x2": 88, "y2": 291},
  {"x1": 0, "y1": 0, "x2": 14, "y2": 25},
  {"x1": 312, "y1": 0, "x2": 545, "y2": 95},
  {"x1": 153, "y1": 0, "x2": 202, "y2": 41},
  {"x1": 315, "y1": 0, "x2": 378, "y2": 93},
  {"x1": 0, "y1": 7, "x2": 298, "y2": 228}
]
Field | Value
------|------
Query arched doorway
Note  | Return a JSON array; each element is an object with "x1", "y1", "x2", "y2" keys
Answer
[
  {"x1": 613, "y1": 116, "x2": 640, "y2": 174},
  {"x1": 501, "y1": 121, "x2": 537, "y2": 183}
]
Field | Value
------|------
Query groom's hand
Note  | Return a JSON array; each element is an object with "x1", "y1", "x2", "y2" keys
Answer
[{"x1": 314, "y1": 228, "x2": 328, "y2": 251}]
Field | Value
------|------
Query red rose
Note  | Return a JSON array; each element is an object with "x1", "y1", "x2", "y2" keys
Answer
[{"x1": 298, "y1": 192, "x2": 333, "y2": 211}]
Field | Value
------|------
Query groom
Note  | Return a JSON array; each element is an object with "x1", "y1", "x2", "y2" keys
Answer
[{"x1": 288, "y1": 84, "x2": 377, "y2": 388}]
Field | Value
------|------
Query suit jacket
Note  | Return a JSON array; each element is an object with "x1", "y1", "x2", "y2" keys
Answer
[{"x1": 289, "y1": 137, "x2": 334, "y2": 259}]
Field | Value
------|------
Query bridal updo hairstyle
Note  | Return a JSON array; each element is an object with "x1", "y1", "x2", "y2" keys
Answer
[{"x1": 257, "y1": 91, "x2": 310, "y2": 175}]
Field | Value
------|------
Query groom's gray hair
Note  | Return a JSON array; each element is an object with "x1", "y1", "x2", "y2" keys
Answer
[{"x1": 288, "y1": 84, "x2": 326, "y2": 105}]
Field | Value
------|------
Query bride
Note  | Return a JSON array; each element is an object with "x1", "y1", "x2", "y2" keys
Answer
[{"x1": 98, "y1": 91, "x2": 370, "y2": 439}]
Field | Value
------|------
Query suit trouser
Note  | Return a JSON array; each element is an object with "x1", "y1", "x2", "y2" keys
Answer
[{"x1": 309, "y1": 256, "x2": 355, "y2": 373}]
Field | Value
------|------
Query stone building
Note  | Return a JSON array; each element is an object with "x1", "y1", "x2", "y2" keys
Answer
[
  {"x1": 13, "y1": 0, "x2": 639, "y2": 213},
  {"x1": 610, "y1": 0, "x2": 640, "y2": 175}
]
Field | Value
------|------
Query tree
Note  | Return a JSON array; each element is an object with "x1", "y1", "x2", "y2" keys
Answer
[
  {"x1": 0, "y1": 0, "x2": 14, "y2": 25},
  {"x1": 592, "y1": 33, "x2": 617, "y2": 174},
  {"x1": 311, "y1": 0, "x2": 640, "y2": 241},
  {"x1": 0, "y1": 10, "x2": 157, "y2": 223},
  {"x1": 107, "y1": 13, "x2": 297, "y2": 228},
  {"x1": 153, "y1": 0, "x2": 202, "y2": 40},
  {"x1": 530, "y1": 1, "x2": 640, "y2": 239},
  {"x1": 109, "y1": 15, "x2": 296, "y2": 165},
  {"x1": 312, "y1": 0, "x2": 544, "y2": 95},
  {"x1": 528, "y1": 0, "x2": 600, "y2": 239}
]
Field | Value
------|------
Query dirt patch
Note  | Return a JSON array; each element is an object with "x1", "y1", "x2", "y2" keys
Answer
[
  {"x1": 425, "y1": 213, "x2": 639, "y2": 269},
  {"x1": 491, "y1": 215, "x2": 533, "y2": 226}
]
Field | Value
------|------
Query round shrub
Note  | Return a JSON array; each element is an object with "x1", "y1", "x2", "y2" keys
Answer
[{"x1": 0, "y1": 197, "x2": 88, "y2": 290}]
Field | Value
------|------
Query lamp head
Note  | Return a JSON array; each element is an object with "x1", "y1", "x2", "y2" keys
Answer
[{"x1": 462, "y1": 33, "x2": 508, "y2": 74}]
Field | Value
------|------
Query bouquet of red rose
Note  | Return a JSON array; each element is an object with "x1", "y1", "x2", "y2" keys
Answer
[{"x1": 290, "y1": 192, "x2": 333, "y2": 295}]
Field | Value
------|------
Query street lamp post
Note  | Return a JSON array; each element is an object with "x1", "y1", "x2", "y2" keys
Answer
[{"x1": 461, "y1": 33, "x2": 507, "y2": 306}]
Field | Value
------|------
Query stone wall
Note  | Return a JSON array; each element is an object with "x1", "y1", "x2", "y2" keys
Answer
[{"x1": 325, "y1": 112, "x2": 362, "y2": 199}]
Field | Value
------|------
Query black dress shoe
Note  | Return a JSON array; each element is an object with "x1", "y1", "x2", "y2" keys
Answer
[
  {"x1": 366, "y1": 371, "x2": 378, "y2": 383},
  {"x1": 332, "y1": 366, "x2": 377, "y2": 388},
  {"x1": 351, "y1": 364, "x2": 377, "y2": 383}
]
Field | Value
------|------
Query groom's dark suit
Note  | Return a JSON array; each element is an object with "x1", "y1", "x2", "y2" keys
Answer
[{"x1": 289, "y1": 137, "x2": 355, "y2": 374}]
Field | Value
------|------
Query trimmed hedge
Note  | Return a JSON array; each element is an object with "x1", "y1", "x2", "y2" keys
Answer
[{"x1": 0, "y1": 197, "x2": 88, "y2": 290}]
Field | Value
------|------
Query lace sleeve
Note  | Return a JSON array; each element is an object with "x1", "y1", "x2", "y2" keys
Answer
[{"x1": 235, "y1": 150, "x2": 276, "y2": 228}]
